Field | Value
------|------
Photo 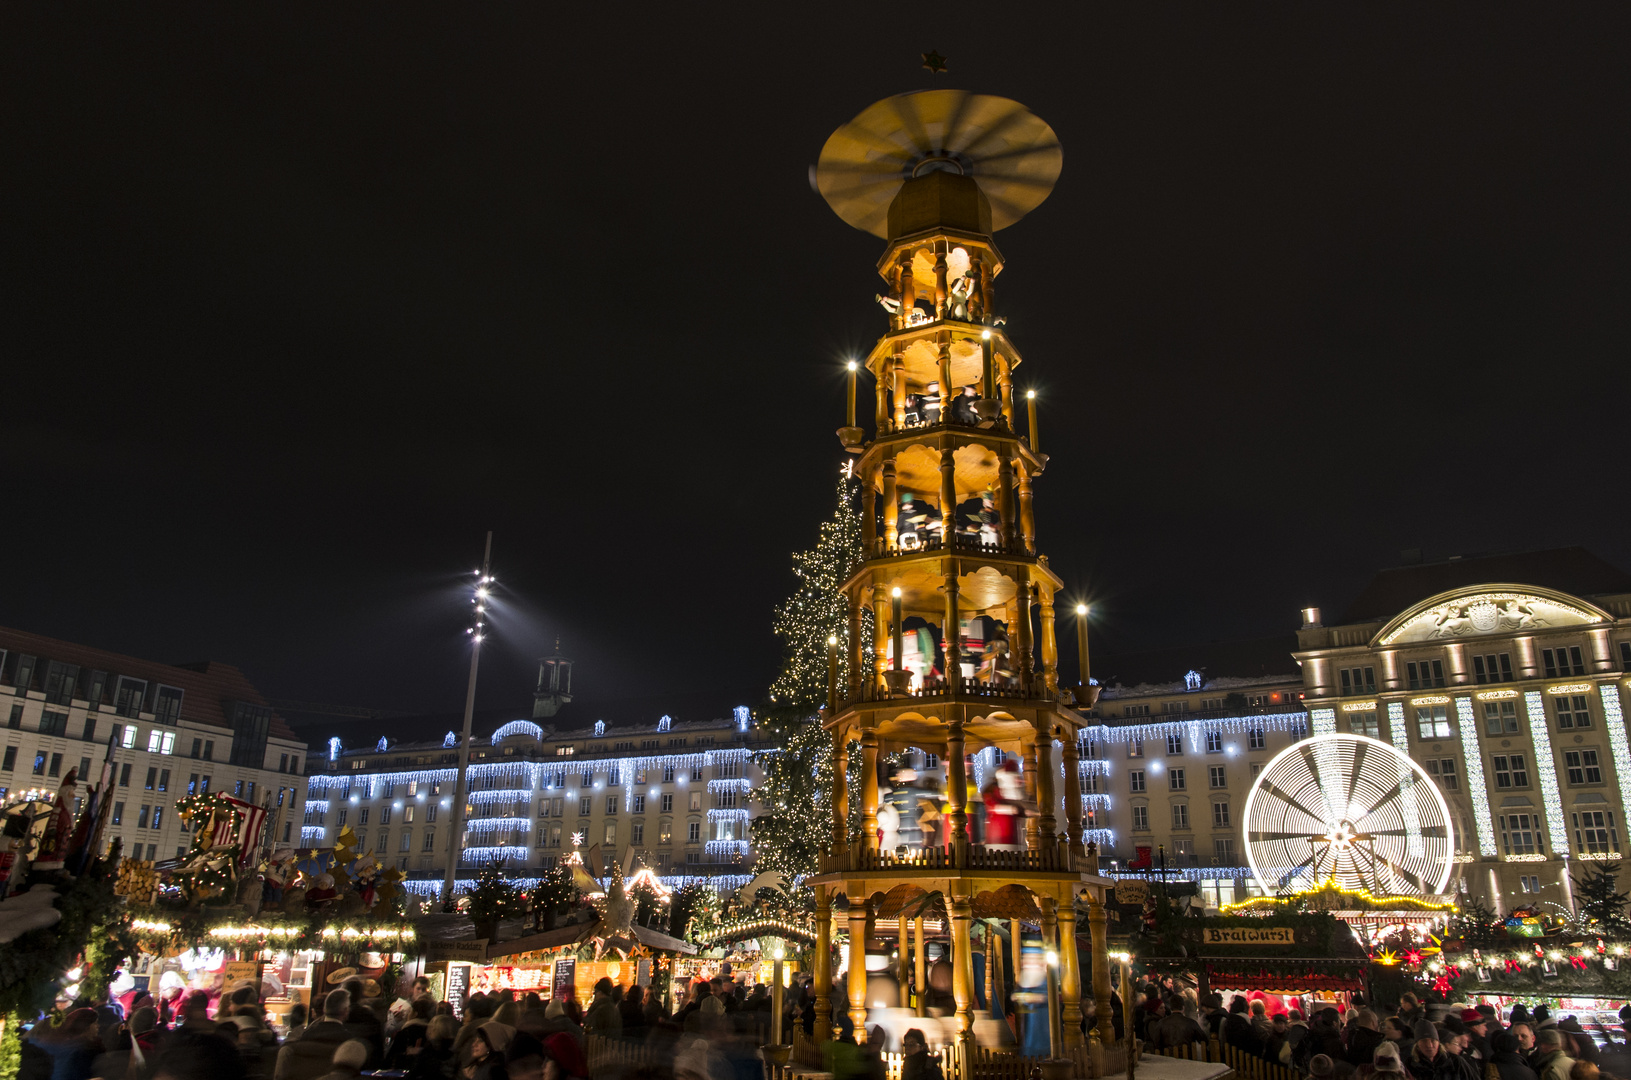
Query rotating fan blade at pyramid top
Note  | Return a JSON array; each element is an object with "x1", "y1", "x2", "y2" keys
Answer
[{"x1": 815, "y1": 89, "x2": 1063, "y2": 240}]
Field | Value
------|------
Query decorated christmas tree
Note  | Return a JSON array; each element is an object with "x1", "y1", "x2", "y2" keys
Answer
[
  {"x1": 767, "y1": 471, "x2": 870, "y2": 708},
  {"x1": 755, "y1": 470, "x2": 869, "y2": 882},
  {"x1": 1574, "y1": 864, "x2": 1631, "y2": 936}
]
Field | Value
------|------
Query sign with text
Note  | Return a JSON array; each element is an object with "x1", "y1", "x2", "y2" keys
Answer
[
  {"x1": 445, "y1": 963, "x2": 471, "y2": 1017},
  {"x1": 426, "y1": 939, "x2": 488, "y2": 963},
  {"x1": 1114, "y1": 881, "x2": 1149, "y2": 907},
  {"x1": 224, "y1": 962, "x2": 263, "y2": 997},
  {"x1": 1203, "y1": 926, "x2": 1297, "y2": 946},
  {"x1": 552, "y1": 957, "x2": 577, "y2": 1003}
]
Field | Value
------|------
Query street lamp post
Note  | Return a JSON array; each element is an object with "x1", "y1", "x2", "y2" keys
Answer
[{"x1": 442, "y1": 531, "x2": 493, "y2": 904}]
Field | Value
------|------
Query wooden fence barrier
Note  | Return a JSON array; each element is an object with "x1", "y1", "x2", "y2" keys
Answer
[{"x1": 1145, "y1": 1033, "x2": 1293, "y2": 1080}]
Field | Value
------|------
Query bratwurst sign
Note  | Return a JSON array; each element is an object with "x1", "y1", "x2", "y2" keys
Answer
[{"x1": 1203, "y1": 926, "x2": 1297, "y2": 946}]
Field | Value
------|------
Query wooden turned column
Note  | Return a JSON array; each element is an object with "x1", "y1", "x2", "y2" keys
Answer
[
  {"x1": 1041, "y1": 898, "x2": 1062, "y2": 1057},
  {"x1": 937, "y1": 341, "x2": 953, "y2": 421},
  {"x1": 913, "y1": 915, "x2": 928, "y2": 1017},
  {"x1": 1035, "y1": 726, "x2": 1058, "y2": 849},
  {"x1": 944, "y1": 564, "x2": 962, "y2": 695},
  {"x1": 1023, "y1": 736, "x2": 1040, "y2": 851},
  {"x1": 848, "y1": 595, "x2": 863, "y2": 705},
  {"x1": 848, "y1": 896, "x2": 872, "y2": 1033},
  {"x1": 1018, "y1": 469, "x2": 1036, "y2": 554},
  {"x1": 860, "y1": 728, "x2": 880, "y2": 852},
  {"x1": 861, "y1": 472, "x2": 876, "y2": 555},
  {"x1": 874, "y1": 369, "x2": 890, "y2": 431},
  {"x1": 892, "y1": 351, "x2": 907, "y2": 431},
  {"x1": 998, "y1": 455, "x2": 1017, "y2": 553},
  {"x1": 947, "y1": 719, "x2": 968, "y2": 864},
  {"x1": 1089, "y1": 895, "x2": 1113, "y2": 1045},
  {"x1": 831, "y1": 730, "x2": 849, "y2": 855},
  {"x1": 873, "y1": 589, "x2": 890, "y2": 698},
  {"x1": 899, "y1": 251, "x2": 917, "y2": 326},
  {"x1": 999, "y1": 356, "x2": 1014, "y2": 427},
  {"x1": 934, "y1": 249, "x2": 949, "y2": 318},
  {"x1": 1062, "y1": 735, "x2": 1084, "y2": 858},
  {"x1": 950, "y1": 893, "x2": 975, "y2": 1037},
  {"x1": 1059, "y1": 896, "x2": 1084, "y2": 1049},
  {"x1": 939, "y1": 442, "x2": 956, "y2": 547},
  {"x1": 814, "y1": 887, "x2": 834, "y2": 1039},
  {"x1": 882, "y1": 458, "x2": 899, "y2": 552},
  {"x1": 981, "y1": 258, "x2": 995, "y2": 322},
  {"x1": 1014, "y1": 582, "x2": 1035, "y2": 695},
  {"x1": 1039, "y1": 589, "x2": 1058, "y2": 694}
]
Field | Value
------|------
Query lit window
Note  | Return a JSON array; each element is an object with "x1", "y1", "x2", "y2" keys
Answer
[
  {"x1": 1483, "y1": 701, "x2": 1520, "y2": 736},
  {"x1": 1415, "y1": 706, "x2": 1452, "y2": 740}
]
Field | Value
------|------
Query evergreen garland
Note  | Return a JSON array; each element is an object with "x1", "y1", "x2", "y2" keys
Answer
[{"x1": 768, "y1": 473, "x2": 869, "y2": 709}]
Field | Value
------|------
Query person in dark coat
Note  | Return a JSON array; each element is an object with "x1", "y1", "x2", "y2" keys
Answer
[
  {"x1": 1348, "y1": 1011, "x2": 1388, "y2": 1068},
  {"x1": 900, "y1": 1029, "x2": 944, "y2": 1080},
  {"x1": 1557, "y1": 1019, "x2": 1599, "y2": 1065},
  {"x1": 1490, "y1": 1030, "x2": 1541, "y2": 1080},
  {"x1": 1225, "y1": 998, "x2": 1262, "y2": 1056},
  {"x1": 1406, "y1": 1022, "x2": 1460, "y2": 1080},
  {"x1": 340, "y1": 982, "x2": 384, "y2": 1070},
  {"x1": 1148, "y1": 996, "x2": 1207, "y2": 1054},
  {"x1": 1295, "y1": 1009, "x2": 1345, "y2": 1073}
]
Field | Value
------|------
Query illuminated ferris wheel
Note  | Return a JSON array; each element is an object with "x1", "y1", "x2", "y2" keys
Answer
[{"x1": 1242, "y1": 733, "x2": 1454, "y2": 898}]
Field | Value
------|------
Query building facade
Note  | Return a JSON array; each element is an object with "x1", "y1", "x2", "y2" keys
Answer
[
  {"x1": 1293, "y1": 549, "x2": 1631, "y2": 913},
  {"x1": 0, "y1": 626, "x2": 309, "y2": 865},
  {"x1": 865, "y1": 551, "x2": 1631, "y2": 914},
  {"x1": 303, "y1": 703, "x2": 770, "y2": 897}
]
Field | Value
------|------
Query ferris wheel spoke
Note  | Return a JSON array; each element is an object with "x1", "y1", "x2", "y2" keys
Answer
[
  {"x1": 1355, "y1": 842, "x2": 1427, "y2": 892},
  {"x1": 1259, "y1": 779, "x2": 1331, "y2": 826},
  {"x1": 1344, "y1": 738, "x2": 1373, "y2": 812}
]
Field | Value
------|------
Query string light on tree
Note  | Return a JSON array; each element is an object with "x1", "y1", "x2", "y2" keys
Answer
[{"x1": 767, "y1": 470, "x2": 869, "y2": 708}]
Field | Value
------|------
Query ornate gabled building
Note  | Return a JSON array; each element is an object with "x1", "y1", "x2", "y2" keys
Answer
[{"x1": 807, "y1": 88, "x2": 1115, "y2": 1065}]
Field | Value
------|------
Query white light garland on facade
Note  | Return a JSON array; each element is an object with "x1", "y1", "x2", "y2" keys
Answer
[
  {"x1": 491, "y1": 720, "x2": 544, "y2": 743},
  {"x1": 463, "y1": 817, "x2": 531, "y2": 834},
  {"x1": 708, "y1": 779, "x2": 752, "y2": 793},
  {"x1": 1523, "y1": 691, "x2": 1570, "y2": 856},
  {"x1": 1386, "y1": 702, "x2": 1424, "y2": 857},
  {"x1": 304, "y1": 800, "x2": 331, "y2": 812},
  {"x1": 1453, "y1": 697, "x2": 1499, "y2": 858},
  {"x1": 468, "y1": 789, "x2": 534, "y2": 804},
  {"x1": 463, "y1": 846, "x2": 530, "y2": 863},
  {"x1": 1309, "y1": 708, "x2": 1337, "y2": 737},
  {"x1": 708, "y1": 809, "x2": 750, "y2": 822},
  {"x1": 705, "y1": 840, "x2": 750, "y2": 855},
  {"x1": 1598, "y1": 685, "x2": 1631, "y2": 842},
  {"x1": 1098, "y1": 713, "x2": 1308, "y2": 745},
  {"x1": 301, "y1": 826, "x2": 325, "y2": 842},
  {"x1": 1083, "y1": 828, "x2": 1116, "y2": 847}
]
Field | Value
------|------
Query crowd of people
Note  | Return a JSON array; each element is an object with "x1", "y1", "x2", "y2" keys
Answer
[
  {"x1": 18, "y1": 968, "x2": 823, "y2": 1080},
  {"x1": 1132, "y1": 984, "x2": 1631, "y2": 1080}
]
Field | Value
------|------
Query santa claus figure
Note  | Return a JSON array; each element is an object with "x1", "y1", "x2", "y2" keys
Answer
[{"x1": 982, "y1": 761, "x2": 1028, "y2": 848}]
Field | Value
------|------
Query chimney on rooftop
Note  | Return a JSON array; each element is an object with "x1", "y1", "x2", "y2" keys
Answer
[{"x1": 1301, "y1": 607, "x2": 1322, "y2": 629}]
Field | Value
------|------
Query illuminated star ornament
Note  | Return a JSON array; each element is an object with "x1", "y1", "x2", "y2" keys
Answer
[{"x1": 921, "y1": 50, "x2": 949, "y2": 75}]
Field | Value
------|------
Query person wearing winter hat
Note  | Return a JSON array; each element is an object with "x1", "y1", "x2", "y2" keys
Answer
[
  {"x1": 1462, "y1": 1010, "x2": 1492, "y2": 1061},
  {"x1": 1407, "y1": 1021, "x2": 1453, "y2": 1080},
  {"x1": 1556, "y1": 1018, "x2": 1599, "y2": 1065},
  {"x1": 1510, "y1": 1005, "x2": 1533, "y2": 1026}
]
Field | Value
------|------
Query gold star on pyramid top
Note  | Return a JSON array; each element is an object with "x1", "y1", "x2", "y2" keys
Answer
[{"x1": 922, "y1": 50, "x2": 949, "y2": 75}]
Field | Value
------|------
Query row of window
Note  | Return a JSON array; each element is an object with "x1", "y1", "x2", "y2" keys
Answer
[
  {"x1": 1343, "y1": 693, "x2": 1603, "y2": 741},
  {"x1": 1, "y1": 652, "x2": 184, "y2": 723},
  {"x1": 1498, "y1": 810, "x2": 1620, "y2": 856},
  {"x1": 332, "y1": 761, "x2": 741, "y2": 802},
  {"x1": 1346, "y1": 645, "x2": 1615, "y2": 696},
  {"x1": 1126, "y1": 729, "x2": 1271, "y2": 759}
]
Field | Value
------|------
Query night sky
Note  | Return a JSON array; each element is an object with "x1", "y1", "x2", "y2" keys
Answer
[{"x1": 4, "y1": 7, "x2": 1628, "y2": 731}]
